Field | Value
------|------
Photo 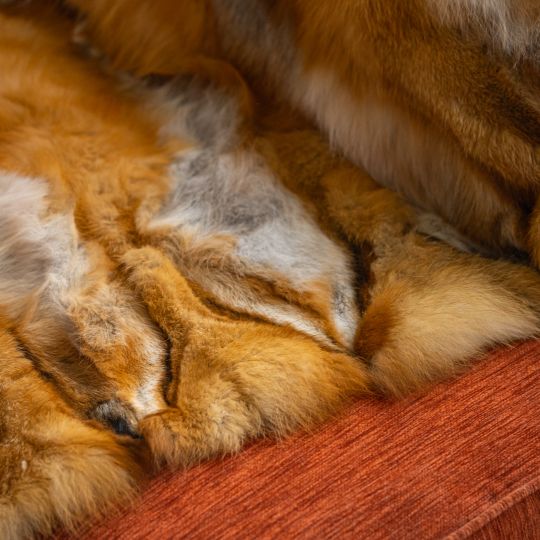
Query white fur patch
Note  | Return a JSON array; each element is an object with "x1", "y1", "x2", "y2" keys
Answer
[
  {"x1": 0, "y1": 171, "x2": 86, "y2": 321},
  {"x1": 148, "y1": 145, "x2": 359, "y2": 348},
  {"x1": 0, "y1": 171, "x2": 165, "y2": 419},
  {"x1": 431, "y1": 0, "x2": 540, "y2": 60}
]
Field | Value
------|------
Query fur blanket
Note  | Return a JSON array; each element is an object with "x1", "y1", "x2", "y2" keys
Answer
[{"x1": 1, "y1": 4, "x2": 540, "y2": 538}]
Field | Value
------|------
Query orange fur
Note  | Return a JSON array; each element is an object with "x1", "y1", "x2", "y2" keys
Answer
[
  {"x1": 1, "y1": 2, "x2": 540, "y2": 537},
  {"x1": 68, "y1": 0, "x2": 540, "y2": 262}
]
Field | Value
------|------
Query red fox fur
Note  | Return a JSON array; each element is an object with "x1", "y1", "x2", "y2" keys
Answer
[
  {"x1": 1, "y1": 2, "x2": 539, "y2": 537},
  {"x1": 68, "y1": 0, "x2": 540, "y2": 262}
]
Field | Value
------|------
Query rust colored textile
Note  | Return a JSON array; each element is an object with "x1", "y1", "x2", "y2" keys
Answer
[
  {"x1": 68, "y1": 341, "x2": 540, "y2": 539},
  {"x1": 469, "y1": 493, "x2": 540, "y2": 540}
]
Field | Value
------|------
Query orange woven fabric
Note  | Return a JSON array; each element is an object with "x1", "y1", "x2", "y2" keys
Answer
[{"x1": 65, "y1": 341, "x2": 540, "y2": 539}]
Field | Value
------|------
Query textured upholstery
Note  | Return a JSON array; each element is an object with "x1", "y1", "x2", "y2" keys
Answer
[{"x1": 62, "y1": 341, "x2": 540, "y2": 539}]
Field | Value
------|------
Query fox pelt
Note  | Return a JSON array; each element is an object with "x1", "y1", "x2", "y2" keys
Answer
[
  {"x1": 1, "y1": 2, "x2": 540, "y2": 539},
  {"x1": 67, "y1": 0, "x2": 540, "y2": 264}
]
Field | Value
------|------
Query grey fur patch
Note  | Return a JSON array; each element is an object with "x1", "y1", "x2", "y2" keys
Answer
[
  {"x1": 147, "y1": 75, "x2": 242, "y2": 151},
  {"x1": 146, "y1": 143, "x2": 360, "y2": 347},
  {"x1": 91, "y1": 399, "x2": 140, "y2": 438},
  {"x1": 415, "y1": 212, "x2": 490, "y2": 255},
  {"x1": 155, "y1": 149, "x2": 285, "y2": 235},
  {"x1": 210, "y1": 0, "x2": 297, "y2": 86}
]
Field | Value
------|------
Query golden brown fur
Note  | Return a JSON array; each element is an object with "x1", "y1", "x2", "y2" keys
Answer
[
  {"x1": 67, "y1": 0, "x2": 540, "y2": 263},
  {"x1": 1, "y1": 2, "x2": 540, "y2": 538}
]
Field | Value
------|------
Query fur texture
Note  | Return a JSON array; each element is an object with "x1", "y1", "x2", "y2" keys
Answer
[
  {"x1": 433, "y1": 0, "x2": 540, "y2": 59},
  {"x1": 68, "y1": 0, "x2": 540, "y2": 263},
  {"x1": 1, "y1": 2, "x2": 540, "y2": 537}
]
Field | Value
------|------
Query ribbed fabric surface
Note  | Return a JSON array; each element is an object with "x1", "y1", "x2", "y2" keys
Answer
[
  {"x1": 469, "y1": 493, "x2": 540, "y2": 540},
  {"x1": 66, "y1": 341, "x2": 540, "y2": 539}
]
